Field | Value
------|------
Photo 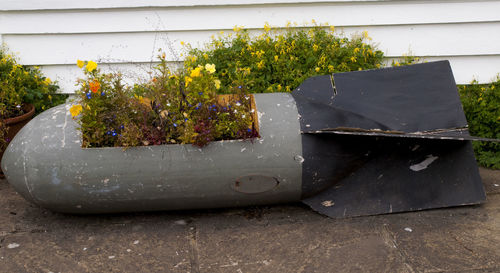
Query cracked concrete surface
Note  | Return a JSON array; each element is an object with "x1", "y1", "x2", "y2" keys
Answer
[{"x1": 0, "y1": 168, "x2": 499, "y2": 273}]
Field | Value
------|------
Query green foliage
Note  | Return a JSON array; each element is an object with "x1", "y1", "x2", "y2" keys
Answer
[
  {"x1": 458, "y1": 78, "x2": 500, "y2": 169},
  {"x1": 73, "y1": 57, "x2": 257, "y2": 148},
  {"x1": 0, "y1": 47, "x2": 67, "y2": 151},
  {"x1": 184, "y1": 24, "x2": 384, "y2": 93},
  {"x1": 0, "y1": 47, "x2": 67, "y2": 118},
  {"x1": 391, "y1": 53, "x2": 422, "y2": 67}
]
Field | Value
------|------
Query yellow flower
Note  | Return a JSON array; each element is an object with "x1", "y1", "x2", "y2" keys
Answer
[
  {"x1": 86, "y1": 61, "x2": 98, "y2": 72},
  {"x1": 274, "y1": 55, "x2": 279, "y2": 62},
  {"x1": 43, "y1": 78, "x2": 52, "y2": 85},
  {"x1": 315, "y1": 67, "x2": 320, "y2": 72},
  {"x1": 77, "y1": 60, "x2": 85, "y2": 68},
  {"x1": 233, "y1": 25, "x2": 242, "y2": 32},
  {"x1": 69, "y1": 104, "x2": 83, "y2": 118},
  {"x1": 362, "y1": 31, "x2": 369, "y2": 39},
  {"x1": 242, "y1": 67, "x2": 251, "y2": 75},
  {"x1": 328, "y1": 65, "x2": 334, "y2": 72},
  {"x1": 330, "y1": 25, "x2": 335, "y2": 32},
  {"x1": 394, "y1": 61, "x2": 400, "y2": 66},
  {"x1": 354, "y1": 48, "x2": 360, "y2": 53},
  {"x1": 189, "y1": 56, "x2": 198, "y2": 62},
  {"x1": 185, "y1": 76, "x2": 193, "y2": 87},
  {"x1": 205, "y1": 63, "x2": 216, "y2": 74},
  {"x1": 257, "y1": 60, "x2": 265, "y2": 69},
  {"x1": 376, "y1": 64, "x2": 381, "y2": 68},
  {"x1": 263, "y1": 22, "x2": 271, "y2": 32},
  {"x1": 313, "y1": 44, "x2": 319, "y2": 52},
  {"x1": 350, "y1": 56, "x2": 357, "y2": 63},
  {"x1": 214, "y1": 79, "x2": 221, "y2": 89},
  {"x1": 190, "y1": 67, "x2": 202, "y2": 78},
  {"x1": 277, "y1": 84, "x2": 282, "y2": 91},
  {"x1": 203, "y1": 53, "x2": 209, "y2": 59},
  {"x1": 180, "y1": 41, "x2": 185, "y2": 46}
]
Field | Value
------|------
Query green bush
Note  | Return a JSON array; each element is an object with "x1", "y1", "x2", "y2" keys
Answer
[
  {"x1": 0, "y1": 47, "x2": 67, "y2": 117},
  {"x1": 184, "y1": 24, "x2": 384, "y2": 93},
  {"x1": 458, "y1": 78, "x2": 500, "y2": 169},
  {"x1": 1, "y1": 47, "x2": 67, "y2": 151}
]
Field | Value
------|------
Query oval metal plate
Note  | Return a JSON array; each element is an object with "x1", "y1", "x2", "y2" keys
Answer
[{"x1": 232, "y1": 175, "x2": 279, "y2": 194}]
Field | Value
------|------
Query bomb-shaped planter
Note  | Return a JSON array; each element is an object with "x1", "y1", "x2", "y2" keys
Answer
[{"x1": 2, "y1": 61, "x2": 494, "y2": 218}]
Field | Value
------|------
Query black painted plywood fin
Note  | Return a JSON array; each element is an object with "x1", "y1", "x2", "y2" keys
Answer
[
  {"x1": 294, "y1": 61, "x2": 490, "y2": 217},
  {"x1": 302, "y1": 138, "x2": 486, "y2": 218}
]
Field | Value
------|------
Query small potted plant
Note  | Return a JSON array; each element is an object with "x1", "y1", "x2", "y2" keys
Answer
[{"x1": 0, "y1": 47, "x2": 67, "y2": 170}]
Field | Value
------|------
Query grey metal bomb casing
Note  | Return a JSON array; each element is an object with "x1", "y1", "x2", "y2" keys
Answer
[{"x1": 2, "y1": 93, "x2": 304, "y2": 213}]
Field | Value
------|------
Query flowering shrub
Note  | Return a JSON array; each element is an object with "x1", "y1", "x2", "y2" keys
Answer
[
  {"x1": 458, "y1": 78, "x2": 500, "y2": 169},
  {"x1": 0, "y1": 47, "x2": 67, "y2": 150},
  {"x1": 184, "y1": 24, "x2": 384, "y2": 93},
  {"x1": 0, "y1": 48, "x2": 65, "y2": 118},
  {"x1": 71, "y1": 56, "x2": 258, "y2": 148}
]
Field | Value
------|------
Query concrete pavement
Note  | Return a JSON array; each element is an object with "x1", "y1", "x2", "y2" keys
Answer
[{"x1": 1, "y1": 168, "x2": 499, "y2": 273}]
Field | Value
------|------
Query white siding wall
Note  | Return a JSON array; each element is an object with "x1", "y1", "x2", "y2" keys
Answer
[{"x1": 1, "y1": 0, "x2": 499, "y2": 93}]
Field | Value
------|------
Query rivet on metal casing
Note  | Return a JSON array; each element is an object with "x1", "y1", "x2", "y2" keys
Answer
[{"x1": 232, "y1": 175, "x2": 279, "y2": 194}]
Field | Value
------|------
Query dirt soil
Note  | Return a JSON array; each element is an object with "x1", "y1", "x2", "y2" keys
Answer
[{"x1": 0, "y1": 168, "x2": 499, "y2": 273}]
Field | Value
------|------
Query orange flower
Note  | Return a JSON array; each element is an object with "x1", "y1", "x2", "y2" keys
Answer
[{"x1": 89, "y1": 80, "x2": 100, "y2": 93}]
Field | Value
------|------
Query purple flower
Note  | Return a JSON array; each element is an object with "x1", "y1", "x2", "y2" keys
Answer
[
  {"x1": 238, "y1": 85, "x2": 242, "y2": 89},
  {"x1": 101, "y1": 91, "x2": 105, "y2": 96},
  {"x1": 198, "y1": 92, "x2": 203, "y2": 95},
  {"x1": 173, "y1": 123, "x2": 178, "y2": 127},
  {"x1": 86, "y1": 92, "x2": 92, "y2": 99}
]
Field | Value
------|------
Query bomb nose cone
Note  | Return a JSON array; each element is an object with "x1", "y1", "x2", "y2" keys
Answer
[{"x1": 2, "y1": 104, "x2": 74, "y2": 206}]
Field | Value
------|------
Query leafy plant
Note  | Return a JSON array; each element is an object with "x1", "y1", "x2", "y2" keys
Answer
[
  {"x1": 184, "y1": 24, "x2": 384, "y2": 93},
  {"x1": 0, "y1": 47, "x2": 67, "y2": 151},
  {"x1": 0, "y1": 47, "x2": 67, "y2": 118},
  {"x1": 72, "y1": 57, "x2": 258, "y2": 148},
  {"x1": 458, "y1": 78, "x2": 500, "y2": 169}
]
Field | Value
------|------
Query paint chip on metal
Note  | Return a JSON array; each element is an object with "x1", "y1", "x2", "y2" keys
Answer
[
  {"x1": 321, "y1": 200, "x2": 334, "y2": 207},
  {"x1": 410, "y1": 155, "x2": 438, "y2": 171}
]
